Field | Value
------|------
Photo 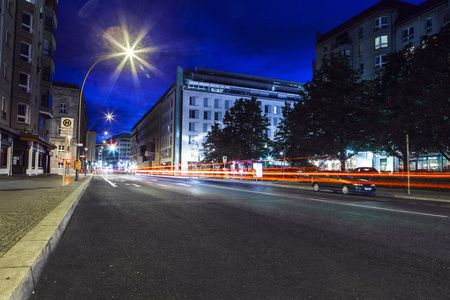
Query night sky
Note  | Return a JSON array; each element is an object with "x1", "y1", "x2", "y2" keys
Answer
[{"x1": 54, "y1": 0, "x2": 425, "y2": 139}]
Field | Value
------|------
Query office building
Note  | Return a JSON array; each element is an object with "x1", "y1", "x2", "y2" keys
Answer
[{"x1": 131, "y1": 66, "x2": 303, "y2": 170}]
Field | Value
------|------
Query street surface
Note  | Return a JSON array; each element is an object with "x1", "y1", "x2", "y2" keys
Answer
[{"x1": 32, "y1": 174, "x2": 450, "y2": 299}]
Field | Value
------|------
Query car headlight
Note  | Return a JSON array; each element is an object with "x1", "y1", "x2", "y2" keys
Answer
[
  {"x1": 371, "y1": 184, "x2": 376, "y2": 187},
  {"x1": 353, "y1": 183, "x2": 364, "y2": 186}
]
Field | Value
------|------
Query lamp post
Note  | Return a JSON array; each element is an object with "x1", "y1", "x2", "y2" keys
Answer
[{"x1": 76, "y1": 48, "x2": 137, "y2": 180}]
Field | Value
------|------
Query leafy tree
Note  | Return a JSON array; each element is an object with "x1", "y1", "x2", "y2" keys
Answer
[
  {"x1": 277, "y1": 53, "x2": 373, "y2": 168},
  {"x1": 377, "y1": 24, "x2": 450, "y2": 162},
  {"x1": 202, "y1": 97, "x2": 270, "y2": 162}
]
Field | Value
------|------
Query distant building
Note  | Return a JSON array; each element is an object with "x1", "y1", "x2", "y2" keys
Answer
[
  {"x1": 0, "y1": 0, "x2": 58, "y2": 175},
  {"x1": 48, "y1": 82, "x2": 88, "y2": 175},
  {"x1": 131, "y1": 66, "x2": 303, "y2": 170},
  {"x1": 315, "y1": 0, "x2": 450, "y2": 80},
  {"x1": 103, "y1": 132, "x2": 131, "y2": 170}
]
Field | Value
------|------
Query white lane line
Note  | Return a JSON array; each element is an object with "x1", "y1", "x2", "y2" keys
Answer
[
  {"x1": 158, "y1": 184, "x2": 168, "y2": 187},
  {"x1": 177, "y1": 183, "x2": 190, "y2": 186},
  {"x1": 197, "y1": 183, "x2": 448, "y2": 219},
  {"x1": 101, "y1": 175, "x2": 117, "y2": 187},
  {"x1": 132, "y1": 184, "x2": 141, "y2": 187}
]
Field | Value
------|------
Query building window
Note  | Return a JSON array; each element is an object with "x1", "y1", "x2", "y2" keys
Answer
[
  {"x1": 225, "y1": 100, "x2": 231, "y2": 109},
  {"x1": 425, "y1": 18, "x2": 432, "y2": 32},
  {"x1": 203, "y1": 98, "x2": 209, "y2": 107},
  {"x1": 375, "y1": 55, "x2": 387, "y2": 68},
  {"x1": 19, "y1": 73, "x2": 31, "y2": 93},
  {"x1": 41, "y1": 90, "x2": 52, "y2": 108},
  {"x1": 203, "y1": 111, "x2": 211, "y2": 120},
  {"x1": 3, "y1": 62, "x2": 10, "y2": 81},
  {"x1": 60, "y1": 103, "x2": 67, "y2": 113},
  {"x1": 214, "y1": 99, "x2": 221, "y2": 108},
  {"x1": 402, "y1": 26, "x2": 414, "y2": 42},
  {"x1": 17, "y1": 103, "x2": 30, "y2": 123},
  {"x1": 358, "y1": 27, "x2": 364, "y2": 39},
  {"x1": 1, "y1": 97, "x2": 7, "y2": 119},
  {"x1": 214, "y1": 112, "x2": 222, "y2": 121},
  {"x1": 374, "y1": 16, "x2": 387, "y2": 30},
  {"x1": 359, "y1": 44, "x2": 364, "y2": 56},
  {"x1": 189, "y1": 122, "x2": 196, "y2": 131},
  {"x1": 20, "y1": 42, "x2": 32, "y2": 62},
  {"x1": 265, "y1": 105, "x2": 271, "y2": 114},
  {"x1": 45, "y1": 15, "x2": 54, "y2": 32},
  {"x1": 4, "y1": 29, "x2": 11, "y2": 48},
  {"x1": 42, "y1": 64, "x2": 52, "y2": 82},
  {"x1": 374, "y1": 35, "x2": 388, "y2": 50},
  {"x1": 189, "y1": 109, "x2": 199, "y2": 119},
  {"x1": 203, "y1": 123, "x2": 209, "y2": 133},
  {"x1": 359, "y1": 63, "x2": 364, "y2": 73},
  {"x1": 323, "y1": 46, "x2": 328, "y2": 54},
  {"x1": 274, "y1": 106, "x2": 279, "y2": 115},
  {"x1": 22, "y1": 12, "x2": 33, "y2": 33},
  {"x1": 340, "y1": 49, "x2": 351, "y2": 59},
  {"x1": 25, "y1": 0, "x2": 35, "y2": 4},
  {"x1": 58, "y1": 145, "x2": 65, "y2": 152},
  {"x1": 43, "y1": 39, "x2": 53, "y2": 57},
  {"x1": 189, "y1": 96, "x2": 196, "y2": 106}
]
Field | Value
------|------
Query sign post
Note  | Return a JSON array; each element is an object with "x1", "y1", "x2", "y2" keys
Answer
[{"x1": 60, "y1": 118, "x2": 74, "y2": 186}]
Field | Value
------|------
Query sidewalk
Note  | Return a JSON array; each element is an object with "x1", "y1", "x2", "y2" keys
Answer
[{"x1": 0, "y1": 174, "x2": 92, "y2": 300}]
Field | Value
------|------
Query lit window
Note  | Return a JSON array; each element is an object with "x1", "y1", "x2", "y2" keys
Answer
[
  {"x1": 274, "y1": 106, "x2": 279, "y2": 115},
  {"x1": 22, "y1": 12, "x2": 33, "y2": 33},
  {"x1": 19, "y1": 73, "x2": 31, "y2": 93},
  {"x1": 375, "y1": 35, "x2": 388, "y2": 50},
  {"x1": 374, "y1": 16, "x2": 387, "y2": 29},
  {"x1": 20, "y1": 42, "x2": 32, "y2": 62},
  {"x1": 17, "y1": 103, "x2": 30, "y2": 123}
]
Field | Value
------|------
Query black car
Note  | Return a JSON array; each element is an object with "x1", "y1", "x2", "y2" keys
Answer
[{"x1": 311, "y1": 173, "x2": 376, "y2": 195}]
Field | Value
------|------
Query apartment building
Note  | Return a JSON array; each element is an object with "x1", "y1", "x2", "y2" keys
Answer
[
  {"x1": 0, "y1": 0, "x2": 58, "y2": 175},
  {"x1": 131, "y1": 66, "x2": 303, "y2": 170},
  {"x1": 48, "y1": 81, "x2": 88, "y2": 175},
  {"x1": 315, "y1": 0, "x2": 450, "y2": 80}
]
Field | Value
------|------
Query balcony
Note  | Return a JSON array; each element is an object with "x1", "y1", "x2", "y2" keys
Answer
[{"x1": 39, "y1": 101, "x2": 53, "y2": 119}]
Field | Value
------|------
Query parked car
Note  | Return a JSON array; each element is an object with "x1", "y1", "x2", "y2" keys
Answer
[{"x1": 311, "y1": 173, "x2": 376, "y2": 195}]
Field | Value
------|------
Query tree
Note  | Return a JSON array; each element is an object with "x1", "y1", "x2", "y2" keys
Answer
[
  {"x1": 377, "y1": 24, "x2": 450, "y2": 162},
  {"x1": 277, "y1": 53, "x2": 373, "y2": 168},
  {"x1": 202, "y1": 97, "x2": 270, "y2": 162}
]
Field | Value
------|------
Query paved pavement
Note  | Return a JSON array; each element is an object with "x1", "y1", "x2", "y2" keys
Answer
[{"x1": 0, "y1": 173, "x2": 448, "y2": 299}]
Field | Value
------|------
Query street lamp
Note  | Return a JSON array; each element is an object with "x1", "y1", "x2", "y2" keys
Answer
[{"x1": 76, "y1": 48, "x2": 138, "y2": 180}]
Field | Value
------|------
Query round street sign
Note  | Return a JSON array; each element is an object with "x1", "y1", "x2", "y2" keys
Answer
[{"x1": 63, "y1": 119, "x2": 72, "y2": 127}]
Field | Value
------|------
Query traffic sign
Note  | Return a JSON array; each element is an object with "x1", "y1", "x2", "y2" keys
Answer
[
  {"x1": 74, "y1": 159, "x2": 81, "y2": 170},
  {"x1": 74, "y1": 143, "x2": 84, "y2": 147},
  {"x1": 223, "y1": 156, "x2": 227, "y2": 163}
]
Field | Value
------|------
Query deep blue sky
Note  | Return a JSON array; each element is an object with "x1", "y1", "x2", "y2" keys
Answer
[{"x1": 54, "y1": 0, "x2": 425, "y2": 139}]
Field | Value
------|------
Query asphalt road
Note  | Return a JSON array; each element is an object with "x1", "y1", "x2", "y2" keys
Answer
[{"x1": 31, "y1": 174, "x2": 450, "y2": 299}]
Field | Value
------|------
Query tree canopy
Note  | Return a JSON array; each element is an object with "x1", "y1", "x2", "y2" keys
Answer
[{"x1": 202, "y1": 97, "x2": 270, "y2": 162}]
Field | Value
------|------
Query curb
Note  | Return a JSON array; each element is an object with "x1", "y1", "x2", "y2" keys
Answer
[{"x1": 0, "y1": 176, "x2": 92, "y2": 300}]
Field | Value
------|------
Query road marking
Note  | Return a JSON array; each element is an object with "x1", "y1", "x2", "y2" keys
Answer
[
  {"x1": 132, "y1": 184, "x2": 141, "y2": 187},
  {"x1": 197, "y1": 183, "x2": 448, "y2": 219},
  {"x1": 158, "y1": 184, "x2": 168, "y2": 187},
  {"x1": 177, "y1": 183, "x2": 190, "y2": 186},
  {"x1": 100, "y1": 175, "x2": 117, "y2": 187}
]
